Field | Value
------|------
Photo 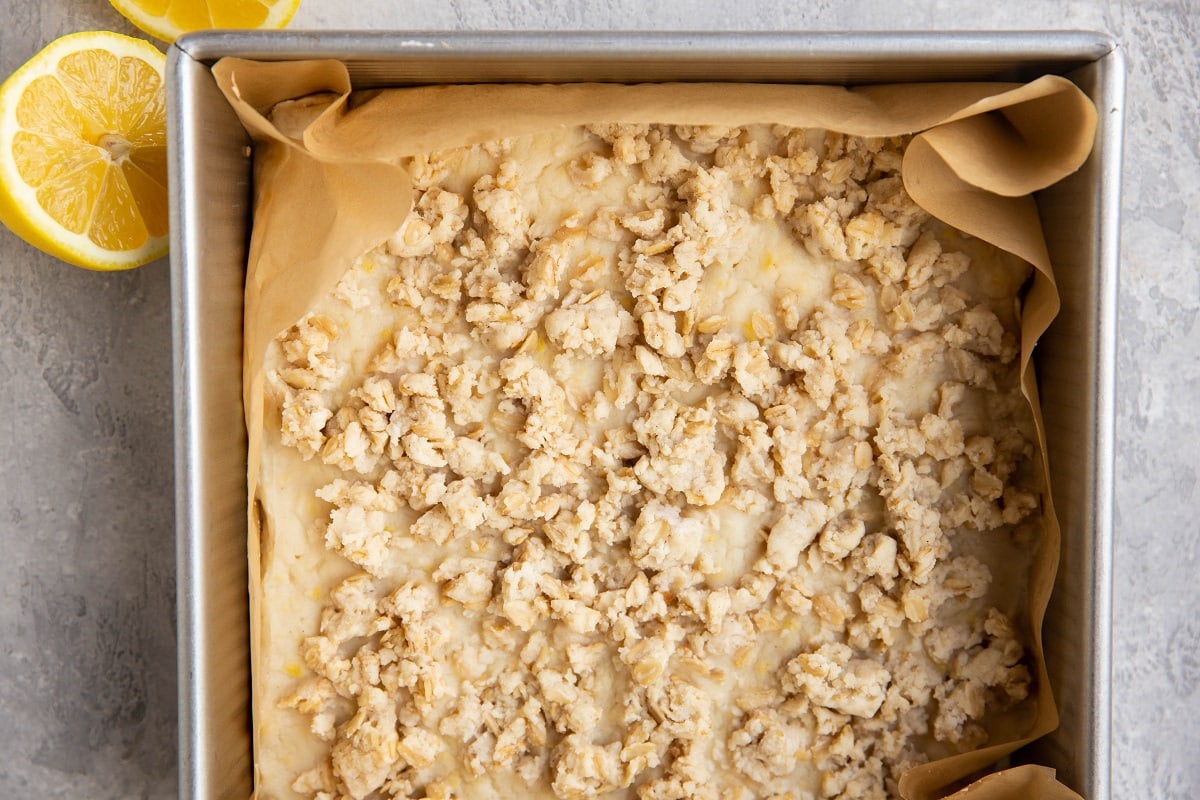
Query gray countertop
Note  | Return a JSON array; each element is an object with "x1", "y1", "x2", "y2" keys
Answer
[{"x1": 0, "y1": 1, "x2": 1195, "y2": 797}]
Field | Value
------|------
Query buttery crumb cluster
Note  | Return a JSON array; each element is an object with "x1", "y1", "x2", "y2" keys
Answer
[{"x1": 265, "y1": 123, "x2": 1040, "y2": 800}]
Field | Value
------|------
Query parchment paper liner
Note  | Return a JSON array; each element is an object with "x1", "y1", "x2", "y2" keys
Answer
[{"x1": 213, "y1": 58, "x2": 1096, "y2": 800}]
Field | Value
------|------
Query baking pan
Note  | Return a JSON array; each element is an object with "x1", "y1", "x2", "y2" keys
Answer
[{"x1": 168, "y1": 30, "x2": 1122, "y2": 800}]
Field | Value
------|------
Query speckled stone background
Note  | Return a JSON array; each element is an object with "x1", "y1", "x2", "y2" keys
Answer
[{"x1": 0, "y1": 1, "x2": 1195, "y2": 797}]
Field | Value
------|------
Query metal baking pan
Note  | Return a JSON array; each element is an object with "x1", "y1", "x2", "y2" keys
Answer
[{"x1": 168, "y1": 30, "x2": 1122, "y2": 800}]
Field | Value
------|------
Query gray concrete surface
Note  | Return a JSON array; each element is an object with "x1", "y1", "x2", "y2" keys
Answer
[{"x1": 0, "y1": 0, "x2": 1195, "y2": 797}]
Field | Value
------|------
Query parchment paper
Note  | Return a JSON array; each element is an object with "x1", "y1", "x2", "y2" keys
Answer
[{"x1": 213, "y1": 58, "x2": 1097, "y2": 800}]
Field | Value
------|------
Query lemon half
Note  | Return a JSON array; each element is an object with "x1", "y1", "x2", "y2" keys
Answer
[
  {"x1": 0, "y1": 31, "x2": 168, "y2": 271},
  {"x1": 110, "y1": 0, "x2": 301, "y2": 44}
]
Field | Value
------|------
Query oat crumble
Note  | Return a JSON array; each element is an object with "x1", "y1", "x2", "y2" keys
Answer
[{"x1": 258, "y1": 122, "x2": 1040, "y2": 800}]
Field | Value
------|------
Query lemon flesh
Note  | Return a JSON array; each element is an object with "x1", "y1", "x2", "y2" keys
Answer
[
  {"x1": 0, "y1": 31, "x2": 168, "y2": 270},
  {"x1": 110, "y1": 0, "x2": 301, "y2": 44}
]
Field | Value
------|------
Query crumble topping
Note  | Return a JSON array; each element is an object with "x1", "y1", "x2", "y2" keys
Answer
[{"x1": 261, "y1": 123, "x2": 1040, "y2": 800}]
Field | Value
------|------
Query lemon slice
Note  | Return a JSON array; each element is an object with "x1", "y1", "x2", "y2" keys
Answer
[
  {"x1": 0, "y1": 31, "x2": 167, "y2": 271},
  {"x1": 110, "y1": 0, "x2": 301, "y2": 44}
]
